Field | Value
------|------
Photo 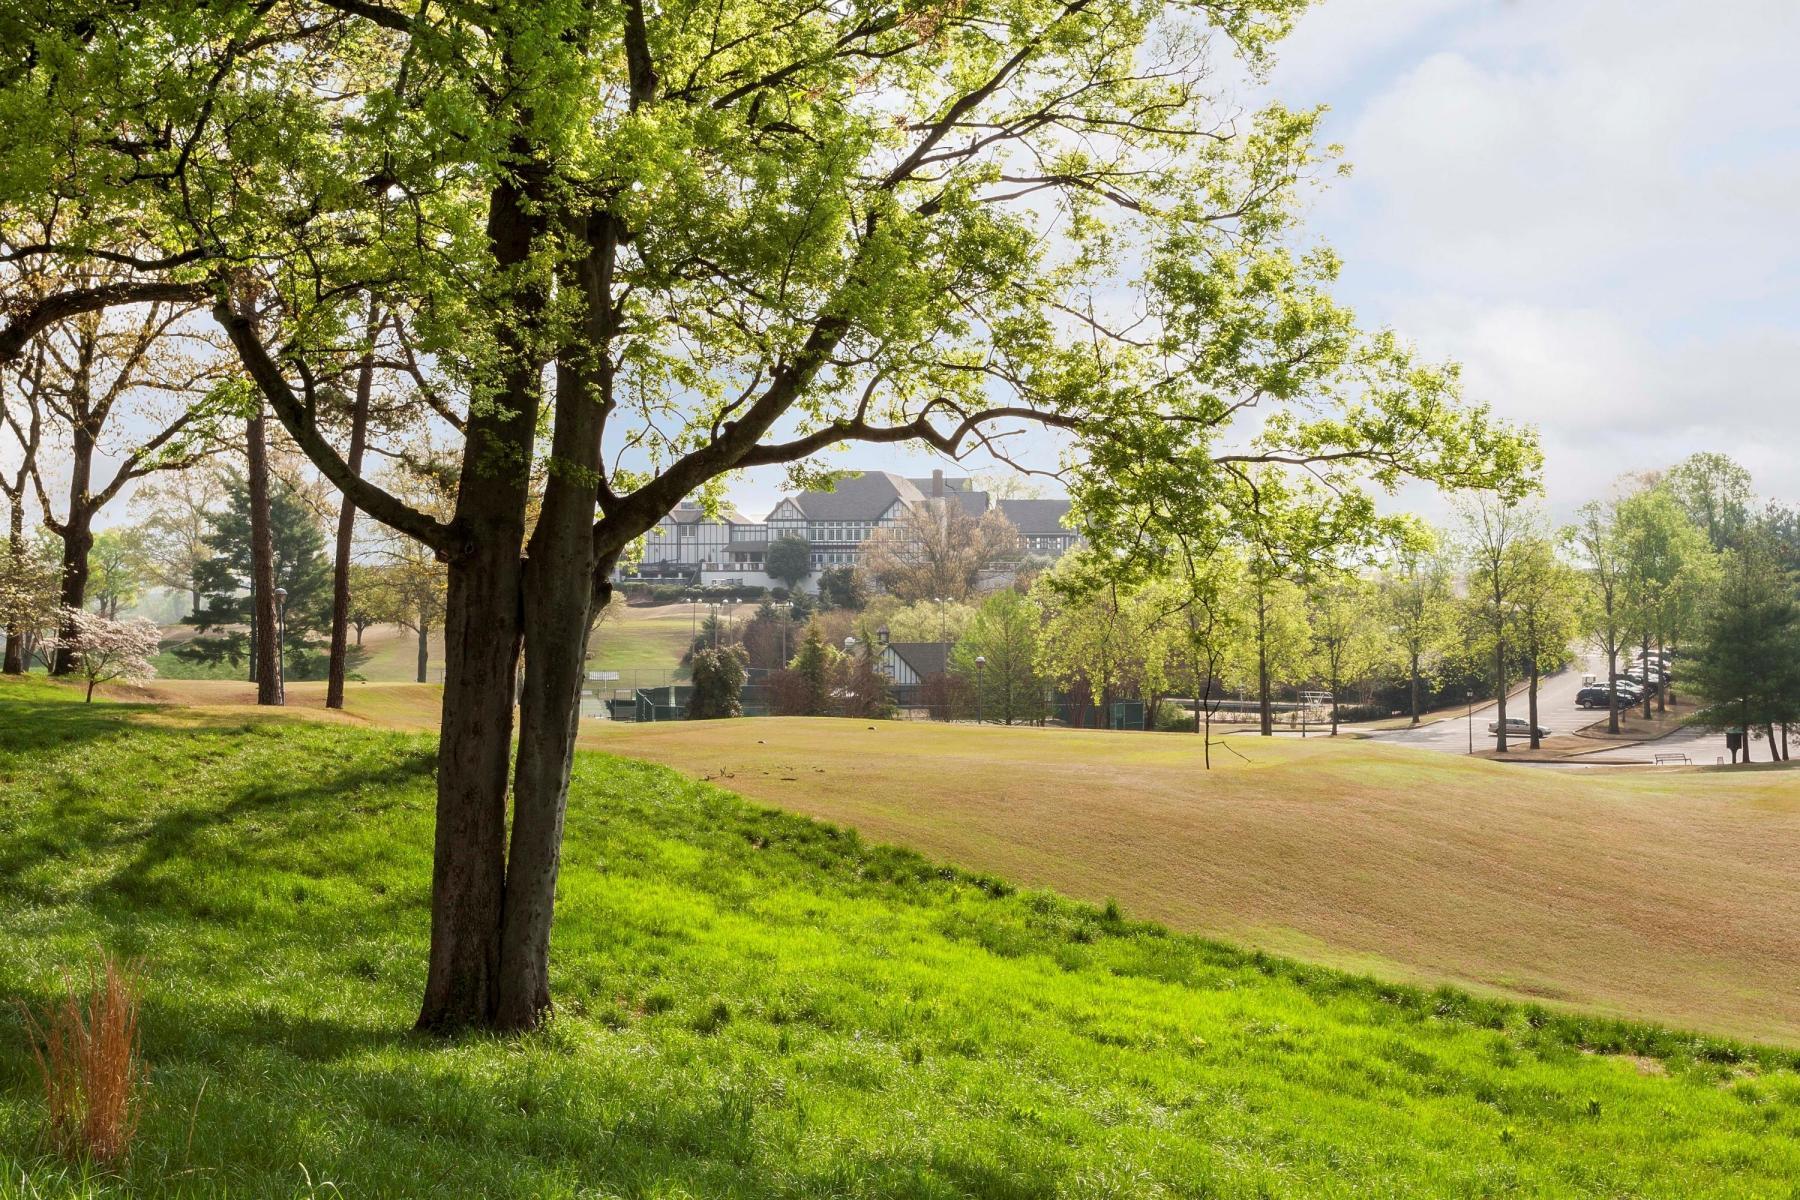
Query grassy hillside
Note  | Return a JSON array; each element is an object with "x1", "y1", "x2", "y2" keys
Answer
[
  {"x1": 586, "y1": 718, "x2": 1800, "y2": 1044},
  {"x1": 3, "y1": 678, "x2": 1798, "y2": 1197}
]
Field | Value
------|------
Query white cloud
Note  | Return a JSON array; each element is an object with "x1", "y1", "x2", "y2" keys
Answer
[
  {"x1": 1268, "y1": 0, "x2": 1470, "y2": 94},
  {"x1": 1282, "y1": 0, "x2": 1800, "y2": 511}
]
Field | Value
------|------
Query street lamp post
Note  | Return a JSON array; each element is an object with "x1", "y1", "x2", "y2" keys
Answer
[
  {"x1": 273, "y1": 586, "x2": 288, "y2": 703},
  {"x1": 975, "y1": 654, "x2": 986, "y2": 724},
  {"x1": 1466, "y1": 689, "x2": 1474, "y2": 755}
]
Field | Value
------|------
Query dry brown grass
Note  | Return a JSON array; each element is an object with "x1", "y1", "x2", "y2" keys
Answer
[
  {"x1": 17, "y1": 955, "x2": 145, "y2": 1165},
  {"x1": 584, "y1": 717, "x2": 1800, "y2": 1044}
]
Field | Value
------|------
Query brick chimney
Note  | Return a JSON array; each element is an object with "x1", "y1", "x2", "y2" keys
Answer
[{"x1": 932, "y1": 468, "x2": 944, "y2": 499}]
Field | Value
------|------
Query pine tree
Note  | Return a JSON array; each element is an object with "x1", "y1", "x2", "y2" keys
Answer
[
  {"x1": 791, "y1": 624, "x2": 831, "y2": 716},
  {"x1": 1685, "y1": 538, "x2": 1800, "y2": 763},
  {"x1": 180, "y1": 472, "x2": 331, "y2": 674}
]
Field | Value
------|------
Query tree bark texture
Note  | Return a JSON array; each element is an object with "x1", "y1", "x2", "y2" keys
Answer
[{"x1": 415, "y1": 166, "x2": 547, "y2": 1034}]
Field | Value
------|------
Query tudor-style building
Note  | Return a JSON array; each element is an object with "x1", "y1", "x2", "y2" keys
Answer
[
  {"x1": 623, "y1": 469, "x2": 1079, "y2": 592},
  {"x1": 765, "y1": 471, "x2": 925, "y2": 570}
]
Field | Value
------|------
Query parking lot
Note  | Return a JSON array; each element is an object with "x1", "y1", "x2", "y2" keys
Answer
[{"x1": 1359, "y1": 649, "x2": 1740, "y2": 765}]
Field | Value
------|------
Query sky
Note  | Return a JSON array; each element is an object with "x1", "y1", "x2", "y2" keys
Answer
[{"x1": 730, "y1": 0, "x2": 1800, "y2": 520}]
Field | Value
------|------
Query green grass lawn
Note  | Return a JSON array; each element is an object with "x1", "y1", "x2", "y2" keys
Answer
[{"x1": 3, "y1": 677, "x2": 1799, "y2": 1197}]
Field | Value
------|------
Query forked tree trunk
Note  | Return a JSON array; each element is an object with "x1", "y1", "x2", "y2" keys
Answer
[
  {"x1": 493, "y1": 214, "x2": 621, "y2": 1031},
  {"x1": 247, "y1": 412, "x2": 282, "y2": 706},
  {"x1": 327, "y1": 311, "x2": 377, "y2": 709},
  {"x1": 415, "y1": 166, "x2": 547, "y2": 1034}
]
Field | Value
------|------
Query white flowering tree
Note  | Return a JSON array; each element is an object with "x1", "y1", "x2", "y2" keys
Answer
[{"x1": 51, "y1": 609, "x2": 161, "y2": 702}]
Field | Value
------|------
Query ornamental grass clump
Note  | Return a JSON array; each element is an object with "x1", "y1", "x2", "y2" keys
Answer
[{"x1": 17, "y1": 955, "x2": 145, "y2": 1165}]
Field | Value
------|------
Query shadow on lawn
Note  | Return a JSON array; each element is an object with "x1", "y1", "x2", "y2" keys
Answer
[
  {"x1": 96, "y1": 747, "x2": 436, "y2": 910},
  {"x1": 0, "y1": 691, "x2": 155, "y2": 757}
]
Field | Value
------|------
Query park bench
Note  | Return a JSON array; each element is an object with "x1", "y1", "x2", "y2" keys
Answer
[{"x1": 1654, "y1": 752, "x2": 1691, "y2": 766}]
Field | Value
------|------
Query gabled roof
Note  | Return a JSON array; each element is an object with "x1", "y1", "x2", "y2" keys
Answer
[
  {"x1": 665, "y1": 501, "x2": 748, "y2": 525},
  {"x1": 788, "y1": 471, "x2": 925, "y2": 520},
  {"x1": 884, "y1": 641, "x2": 951, "y2": 679},
  {"x1": 998, "y1": 497, "x2": 1074, "y2": 537}
]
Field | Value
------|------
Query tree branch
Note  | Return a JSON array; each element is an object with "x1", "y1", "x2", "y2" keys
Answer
[
  {"x1": 213, "y1": 299, "x2": 452, "y2": 553},
  {"x1": 0, "y1": 281, "x2": 208, "y2": 365}
]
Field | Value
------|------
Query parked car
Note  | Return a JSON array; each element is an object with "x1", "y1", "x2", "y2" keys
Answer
[
  {"x1": 1488, "y1": 716, "x2": 1553, "y2": 738},
  {"x1": 1577, "y1": 684, "x2": 1641, "y2": 709}
]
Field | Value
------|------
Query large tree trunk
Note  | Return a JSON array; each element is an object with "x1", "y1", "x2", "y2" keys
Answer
[
  {"x1": 246, "y1": 412, "x2": 282, "y2": 706},
  {"x1": 1640, "y1": 632, "x2": 1652, "y2": 720},
  {"x1": 3, "y1": 500, "x2": 25, "y2": 674},
  {"x1": 49, "y1": 426, "x2": 96, "y2": 677},
  {"x1": 327, "y1": 312, "x2": 377, "y2": 709},
  {"x1": 415, "y1": 166, "x2": 547, "y2": 1034},
  {"x1": 415, "y1": 617, "x2": 430, "y2": 684}
]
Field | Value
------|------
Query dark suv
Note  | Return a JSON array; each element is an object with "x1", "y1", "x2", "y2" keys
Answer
[{"x1": 1577, "y1": 683, "x2": 1642, "y2": 709}]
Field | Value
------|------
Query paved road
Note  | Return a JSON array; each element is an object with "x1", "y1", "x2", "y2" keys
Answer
[
  {"x1": 1357, "y1": 650, "x2": 1740, "y2": 765},
  {"x1": 1358, "y1": 660, "x2": 1588, "y2": 753}
]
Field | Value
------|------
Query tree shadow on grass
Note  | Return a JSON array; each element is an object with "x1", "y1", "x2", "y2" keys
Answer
[
  {"x1": 0, "y1": 693, "x2": 157, "y2": 757},
  {"x1": 94, "y1": 746, "x2": 437, "y2": 910}
]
